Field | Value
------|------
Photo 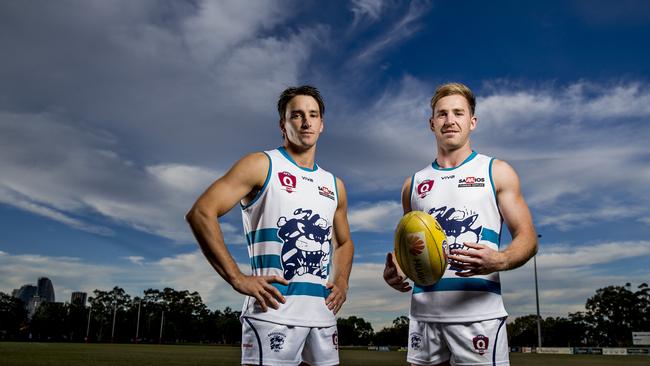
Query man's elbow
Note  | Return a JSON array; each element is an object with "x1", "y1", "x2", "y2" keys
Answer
[
  {"x1": 185, "y1": 203, "x2": 210, "y2": 226},
  {"x1": 530, "y1": 232, "x2": 539, "y2": 256}
]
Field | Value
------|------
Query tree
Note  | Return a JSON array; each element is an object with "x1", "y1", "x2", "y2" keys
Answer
[
  {"x1": 0, "y1": 292, "x2": 27, "y2": 340},
  {"x1": 30, "y1": 301, "x2": 67, "y2": 341},
  {"x1": 583, "y1": 284, "x2": 640, "y2": 346},
  {"x1": 337, "y1": 316, "x2": 374, "y2": 346},
  {"x1": 374, "y1": 316, "x2": 409, "y2": 346},
  {"x1": 507, "y1": 314, "x2": 538, "y2": 347},
  {"x1": 87, "y1": 287, "x2": 131, "y2": 342}
]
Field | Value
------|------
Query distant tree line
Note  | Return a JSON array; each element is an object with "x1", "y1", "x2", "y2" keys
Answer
[
  {"x1": 0, "y1": 287, "x2": 240, "y2": 344},
  {"x1": 1, "y1": 283, "x2": 648, "y2": 346},
  {"x1": 508, "y1": 283, "x2": 649, "y2": 347}
]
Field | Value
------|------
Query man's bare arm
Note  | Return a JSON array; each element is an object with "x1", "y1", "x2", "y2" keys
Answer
[
  {"x1": 448, "y1": 159, "x2": 538, "y2": 275},
  {"x1": 383, "y1": 177, "x2": 412, "y2": 292},
  {"x1": 492, "y1": 159, "x2": 538, "y2": 270},
  {"x1": 325, "y1": 177, "x2": 355, "y2": 314},
  {"x1": 186, "y1": 152, "x2": 288, "y2": 311}
]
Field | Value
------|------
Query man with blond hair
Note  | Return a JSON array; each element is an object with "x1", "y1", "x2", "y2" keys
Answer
[{"x1": 384, "y1": 83, "x2": 538, "y2": 366}]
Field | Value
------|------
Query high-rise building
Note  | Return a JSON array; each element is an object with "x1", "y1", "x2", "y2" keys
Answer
[
  {"x1": 71, "y1": 291, "x2": 87, "y2": 306},
  {"x1": 12, "y1": 285, "x2": 38, "y2": 305},
  {"x1": 37, "y1": 277, "x2": 55, "y2": 302}
]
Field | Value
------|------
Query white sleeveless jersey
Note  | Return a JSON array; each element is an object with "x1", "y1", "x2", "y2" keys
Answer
[
  {"x1": 409, "y1": 151, "x2": 507, "y2": 322},
  {"x1": 240, "y1": 147, "x2": 338, "y2": 327}
]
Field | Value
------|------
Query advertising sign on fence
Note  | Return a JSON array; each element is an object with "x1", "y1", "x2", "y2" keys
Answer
[
  {"x1": 602, "y1": 348, "x2": 628, "y2": 355},
  {"x1": 537, "y1": 347, "x2": 572, "y2": 354},
  {"x1": 632, "y1": 332, "x2": 650, "y2": 345}
]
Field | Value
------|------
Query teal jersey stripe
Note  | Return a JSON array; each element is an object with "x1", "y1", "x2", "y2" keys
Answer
[
  {"x1": 278, "y1": 146, "x2": 318, "y2": 172},
  {"x1": 413, "y1": 278, "x2": 502, "y2": 295},
  {"x1": 250, "y1": 255, "x2": 282, "y2": 270},
  {"x1": 480, "y1": 228, "x2": 500, "y2": 246},
  {"x1": 488, "y1": 157, "x2": 497, "y2": 200},
  {"x1": 272, "y1": 282, "x2": 331, "y2": 298},
  {"x1": 246, "y1": 228, "x2": 281, "y2": 245},
  {"x1": 432, "y1": 151, "x2": 477, "y2": 171}
]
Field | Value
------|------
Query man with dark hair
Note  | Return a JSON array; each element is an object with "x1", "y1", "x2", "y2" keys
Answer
[
  {"x1": 384, "y1": 83, "x2": 537, "y2": 366},
  {"x1": 187, "y1": 85, "x2": 354, "y2": 366}
]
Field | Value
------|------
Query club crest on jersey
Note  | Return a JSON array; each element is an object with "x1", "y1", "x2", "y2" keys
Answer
[
  {"x1": 429, "y1": 206, "x2": 482, "y2": 271},
  {"x1": 472, "y1": 334, "x2": 489, "y2": 355},
  {"x1": 458, "y1": 176, "x2": 485, "y2": 188},
  {"x1": 277, "y1": 208, "x2": 332, "y2": 280},
  {"x1": 417, "y1": 179, "x2": 434, "y2": 198},
  {"x1": 278, "y1": 171, "x2": 297, "y2": 193},
  {"x1": 319, "y1": 185, "x2": 335, "y2": 200},
  {"x1": 268, "y1": 332, "x2": 286, "y2": 352},
  {"x1": 410, "y1": 332, "x2": 423, "y2": 350}
]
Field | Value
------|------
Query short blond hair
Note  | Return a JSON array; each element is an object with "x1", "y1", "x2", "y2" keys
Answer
[{"x1": 430, "y1": 83, "x2": 476, "y2": 115}]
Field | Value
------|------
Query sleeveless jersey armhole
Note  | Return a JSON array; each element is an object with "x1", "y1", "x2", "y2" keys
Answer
[
  {"x1": 489, "y1": 157, "x2": 504, "y2": 248},
  {"x1": 240, "y1": 152, "x2": 272, "y2": 210},
  {"x1": 409, "y1": 174, "x2": 415, "y2": 207},
  {"x1": 488, "y1": 158, "x2": 497, "y2": 201},
  {"x1": 332, "y1": 173, "x2": 339, "y2": 207}
]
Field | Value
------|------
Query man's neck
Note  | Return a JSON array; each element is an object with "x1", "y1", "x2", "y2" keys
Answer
[
  {"x1": 283, "y1": 143, "x2": 317, "y2": 169},
  {"x1": 435, "y1": 145, "x2": 473, "y2": 169}
]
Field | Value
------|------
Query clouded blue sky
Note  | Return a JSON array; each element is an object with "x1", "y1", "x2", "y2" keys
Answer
[{"x1": 1, "y1": 0, "x2": 649, "y2": 330}]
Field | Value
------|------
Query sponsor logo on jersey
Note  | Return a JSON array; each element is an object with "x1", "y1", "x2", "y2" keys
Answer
[
  {"x1": 410, "y1": 332, "x2": 423, "y2": 350},
  {"x1": 472, "y1": 334, "x2": 489, "y2": 355},
  {"x1": 458, "y1": 176, "x2": 485, "y2": 188},
  {"x1": 318, "y1": 185, "x2": 335, "y2": 200},
  {"x1": 268, "y1": 332, "x2": 286, "y2": 352},
  {"x1": 278, "y1": 171, "x2": 297, "y2": 193},
  {"x1": 441, "y1": 175, "x2": 455, "y2": 180},
  {"x1": 417, "y1": 179, "x2": 434, "y2": 198},
  {"x1": 302, "y1": 176, "x2": 313, "y2": 182},
  {"x1": 332, "y1": 331, "x2": 339, "y2": 350},
  {"x1": 242, "y1": 343, "x2": 254, "y2": 349}
]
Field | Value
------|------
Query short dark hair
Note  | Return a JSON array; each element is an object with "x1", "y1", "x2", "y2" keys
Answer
[{"x1": 277, "y1": 85, "x2": 325, "y2": 120}]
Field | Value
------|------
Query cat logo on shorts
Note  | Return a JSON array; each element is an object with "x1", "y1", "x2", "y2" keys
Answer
[
  {"x1": 472, "y1": 334, "x2": 489, "y2": 355},
  {"x1": 410, "y1": 332, "x2": 423, "y2": 350},
  {"x1": 268, "y1": 332, "x2": 286, "y2": 352}
]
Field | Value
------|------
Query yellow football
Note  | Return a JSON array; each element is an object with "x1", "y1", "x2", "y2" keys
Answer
[{"x1": 394, "y1": 211, "x2": 448, "y2": 286}]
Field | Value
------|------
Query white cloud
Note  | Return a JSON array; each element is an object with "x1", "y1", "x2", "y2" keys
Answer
[
  {"x1": 538, "y1": 205, "x2": 646, "y2": 231},
  {"x1": 0, "y1": 111, "x2": 223, "y2": 242},
  {"x1": 501, "y1": 240, "x2": 650, "y2": 318},
  {"x1": 536, "y1": 241, "x2": 650, "y2": 268},
  {"x1": 348, "y1": 201, "x2": 402, "y2": 232},
  {"x1": 0, "y1": 250, "x2": 243, "y2": 311},
  {"x1": 350, "y1": 0, "x2": 386, "y2": 26},
  {"x1": 353, "y1": 1, "x2": 431, "y2": 64}
]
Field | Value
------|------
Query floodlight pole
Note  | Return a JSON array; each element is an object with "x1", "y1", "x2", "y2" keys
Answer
[
  {"x1": 85, "y1": 305, "x2": 92, "y2": 343},
  {"x1": 535, "y1": 234, "x2": 542, "y2": 349},
  {"x1": 135, "y1": 299, "x2": 141, "y2": 343}
]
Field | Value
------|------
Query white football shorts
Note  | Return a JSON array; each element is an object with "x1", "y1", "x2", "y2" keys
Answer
[
  {"x1": 241, "y1": 317, "x2": 339, "y2": 366},
  {"x1": 407, "y1": 317, "x2": 509, "y2": 366}
]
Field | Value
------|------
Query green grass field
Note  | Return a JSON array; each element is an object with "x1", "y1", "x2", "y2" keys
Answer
[{"x1": 0, "y1": 342, "x2": 648, "y2": 365}]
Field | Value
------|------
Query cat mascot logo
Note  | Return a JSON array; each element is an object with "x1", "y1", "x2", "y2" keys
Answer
[
  {"x1": 428, "y1": 206, "x2": 482, "y2": 270},
  {"x1": 277, "y1": 208, "x2": 332, "y2": 280}
]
